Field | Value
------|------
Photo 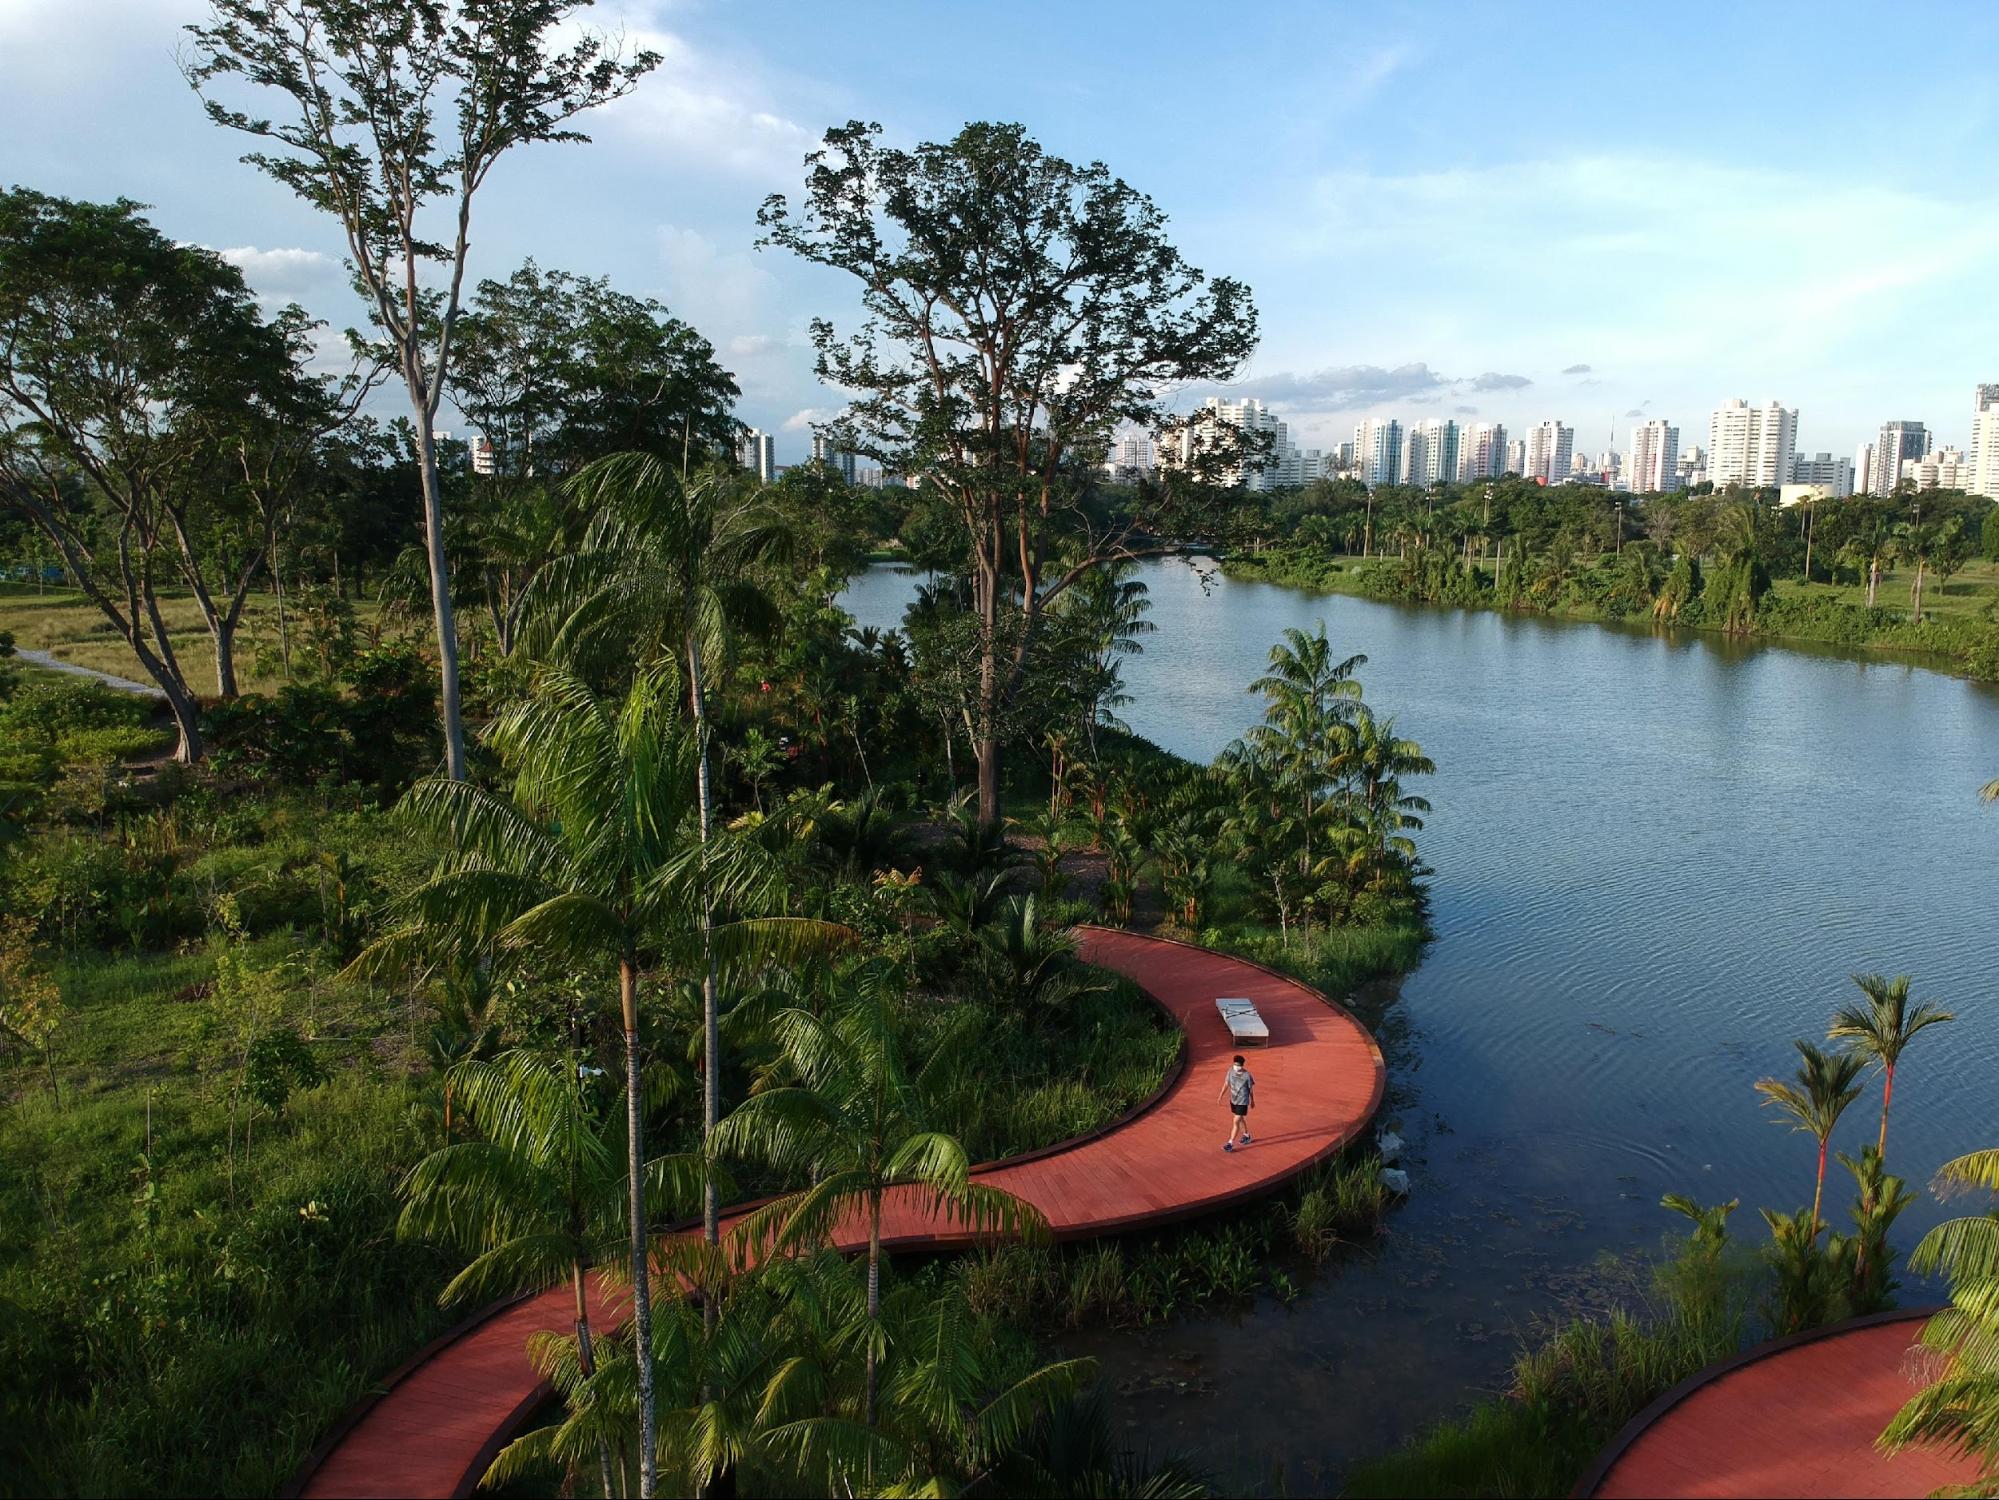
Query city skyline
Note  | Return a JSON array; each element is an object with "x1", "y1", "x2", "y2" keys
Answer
[{"x1": 5, "y1": 0, "x2": 1997, "y2": 465}]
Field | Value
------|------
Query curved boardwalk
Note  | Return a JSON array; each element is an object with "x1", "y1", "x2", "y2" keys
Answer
[
  {"x1": 295, "y1": 927, "x2": 1385, "y2": 1498},
  {"x1": 1581, "y1": 1309, "x2": 1984, "y2": 1499}
]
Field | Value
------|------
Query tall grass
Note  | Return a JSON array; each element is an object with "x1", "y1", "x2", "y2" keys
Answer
[{"x1": 1344, "y1": 1239, "x2": 1758, "y2": 1498}]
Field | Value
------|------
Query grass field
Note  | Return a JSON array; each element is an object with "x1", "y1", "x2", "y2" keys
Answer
[
  {"x1": 0, "y1": 583, "x2": 393, "y2": 697},
  {"x1": 1767, "y1": 556, "x2": 1999, "y2": 621}
]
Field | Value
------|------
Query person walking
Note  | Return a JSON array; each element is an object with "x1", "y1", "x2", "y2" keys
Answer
[{"x1": 1219, "y1": 1054, "x2": 1255, "y2": 1151}]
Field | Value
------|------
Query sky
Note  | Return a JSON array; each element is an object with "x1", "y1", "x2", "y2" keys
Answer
[{"x1": 4, "y1": 0, "x2": 1997, "y2": 465}]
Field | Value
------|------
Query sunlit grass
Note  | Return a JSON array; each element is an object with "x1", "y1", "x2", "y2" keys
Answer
[{"x1": 0, "y1": 583, "x2": 392, "y2": 696}]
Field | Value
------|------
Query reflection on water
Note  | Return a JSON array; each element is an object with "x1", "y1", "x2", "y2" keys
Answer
[{"x1": 841, "y1": 558, "x2": 1999, "y2": 1490}]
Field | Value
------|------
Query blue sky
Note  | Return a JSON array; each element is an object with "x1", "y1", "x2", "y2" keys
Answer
[{"x1": 5, "y1": 0, "x2": 1997, "y2": 464}]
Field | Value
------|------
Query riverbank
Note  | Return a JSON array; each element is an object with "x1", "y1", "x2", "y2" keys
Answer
[{"x1": 1221, "y1": 547, "x2": 1999, "y2": 681}]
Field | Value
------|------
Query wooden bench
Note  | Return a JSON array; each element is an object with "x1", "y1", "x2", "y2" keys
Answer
[{"x1": 1214, "y1": 997, "x2": 1270, "y2": 1046}]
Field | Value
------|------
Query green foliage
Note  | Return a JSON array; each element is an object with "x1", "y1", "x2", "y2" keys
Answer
[
  {"x1": 1883, "y1": 1149, "x2": 1999, "y2": 1484},
  {"x1": 244, "y1": 1025, "x2": 325, "y2": 1114},
  {"x1": 202, "y1": 644, "x2": 438, "y2": 799}
]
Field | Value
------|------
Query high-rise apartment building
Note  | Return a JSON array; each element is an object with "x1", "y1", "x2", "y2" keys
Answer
[
  {"x1": 1505, "y1": 438, "x2": 1526, "y2": 475},
  {"x1": 1871, "y1": 420, "x2": 1929, "y2": 496},
  {"x1": 1354, "y1": 418, "x2": 1404, "y2": 488},
  {"x1": 1902, "y1": 448, "x2": 1972, "y2": 491},
  {"x1": 1158, "y1": 398, "x2": 1305, "y2": 489},
  {"x1": 1790, "y1": 452, "x2": 1853, "y2": 498},
  {"x1": 1404, "y1": 419, "x2": 1461, "y2": 488},
  {"x1": 1707, "y1": 400, "x2": 1797, "y2": 490},
  {"x1": 737, "y1": 427, "x2": 776, "y2": 483},
  {"x1": 1105, "y1": 433, "x2": 1157, "y2": 479},
  {"x1": 1522, "y1": 421, "x2": 1574, "y2": 484},
  {"x1": 812, "y1": 432, "x2": 858, "y2": 485},
  {"x1": 1854, "y1": 442, "x2": 1875, "y2": 497},
  {"x1": 1969, "y1": 384, "x2": 1999, "y2": 499},
  {"x1": 1627, "y1": 420, "x2": 1681, "y2": 493},
  {"x1": 1457, "y1": 423, "x2": 1508, "y2": 481}
]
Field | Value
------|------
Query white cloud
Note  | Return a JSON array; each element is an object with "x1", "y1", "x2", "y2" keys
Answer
[
  {"x1": 728, "y1": 333, "x2": 784, "y2": 359},
  {"x1": 782, "y1": 407, "x2": 834, "y2": 432},
  {"x1": 214, "y1": 245, "x2": 340, "y2": 299},
  {"x1": 588, "y1": 21, "x2": 819, "y2": 186}
]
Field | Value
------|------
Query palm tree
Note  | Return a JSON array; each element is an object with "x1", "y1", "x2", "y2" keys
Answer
[
  {"x1": 1880, "y1": 1148, "x2": 1999, "y2": 1485},
  {"x1": 972, "y1": 895, "x2": 1111, "y2": 1015},
  {"x1": 1345, "y1": 707, "x2": 1434, "y2": 859},
  {"x1": 1245, "y1": 624, "x2": 1366, "y2": 876},
  {"x1": 1055, "y1": 558, "x2": 1154, "y2": 762},
  {"x1": 542, "y1": 454, "x2": 789, "y2": 1255},
  {"x1": 398, "y1": 1048, "x2": 635, "y2": 1499},
  {"x1": 358, "y1": 665, "x2": 842, "y2": 1499},
  {"x1": 717, "y1": 962, "x2": 1048, "y2": 1426},
  {"x1": 1755, "y1": 1040, "x2": 1866, "y2": 1233},
  {"x1": 1828, "y1": 973, "x2": 1953, "y2": 1156}
]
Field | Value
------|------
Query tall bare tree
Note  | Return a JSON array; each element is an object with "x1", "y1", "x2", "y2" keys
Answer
[
  {"x1": 759, "y1": 120, "x2": 1260, "y2": 826},
  {"x1": 184, "y1": 0, "x2": 659, "y2": 778}
]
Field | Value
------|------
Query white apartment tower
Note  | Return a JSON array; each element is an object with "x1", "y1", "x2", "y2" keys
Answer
[
  {"x1": 737, "y1": 427, "x2": 776, "y2": 483},
  {"x1": 1522, "y1": 421, "x2": 1574, "y2": 484},
  {"x1": 1404, "y1": 419, "x2": 1461, "y2": 487},
  {"x1": 1627, "y1": 420, "x2": 1681, "y2": 493},
  {"x1": 1854, "y1": 442, "x2": 1875, "y2": 497},
  {"x1": 1159, "y1": 398, "x2": 1302, "y2": 490},
  {"x1": 1902, "y1": 448, "x2": 1973, "y2": 491},
  {"x1": 1969, "y1": 384, "x2": 1999, "y2": 499},
  {"x1": 1458, "y1": 423, "x2": 1508, "y2": 481},
  {"x1": 1707, "y1": 400, "x2": 1797, "y2": 490},
  {"x1": 1354, "y1": 418, "x2": 1404, "y2": 488},
  {"x1": 1872, "y1": 421, "x2": 1930, "y2": 496}
]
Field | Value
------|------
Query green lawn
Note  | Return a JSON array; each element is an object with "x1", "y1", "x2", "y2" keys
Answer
[{"x1": 1767, "y1": 556, "x2": 1999, "y2": 622}]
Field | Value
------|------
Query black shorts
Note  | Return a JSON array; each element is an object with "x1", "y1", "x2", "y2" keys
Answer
[{"x1": 1231, "y1": 1103, "x2": 1248, "y2": 1116}]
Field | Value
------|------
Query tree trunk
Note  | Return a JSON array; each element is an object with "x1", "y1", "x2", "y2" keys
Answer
[
  {"x1": 213, "y1": 615, "x2": 239, "y2": 699},
  {"x1": 619, "y1": 960, "x2": 657, "y2": 1499},
  {"x1": 1877, "y1": 1065, "x2": 1894, "y2": 1157},
  {"x1": 162, "y1": 677, "x2": 204, "y2": 764},
  {"x1": 865, "y1": 1201, "x2": 882, "y2": 1428},
  {"x1": 573, "y1": 1260, "x2": 617, "y2": 1500},
  {"x1": 686, "y1": 632, "x2": 722, "y2": 1254},
  {"x1": 974, "y1": 738, "x2": 1002, "y2": 832},
  {"x1": 414, "y1": 426, "x2": 468, "y2": 780},
  {"x1": 1811, "y1": 1140, "x2": 1828, "y2": 1234}
]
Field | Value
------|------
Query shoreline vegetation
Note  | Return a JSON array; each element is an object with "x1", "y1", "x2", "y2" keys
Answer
[{"x1": 1221, "y1": 542, "x2": 1999, "y2": 683}]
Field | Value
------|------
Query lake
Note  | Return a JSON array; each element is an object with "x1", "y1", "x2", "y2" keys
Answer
[{"x1": 840, "y1": 556, "x2": 1999, "y2": 1491}]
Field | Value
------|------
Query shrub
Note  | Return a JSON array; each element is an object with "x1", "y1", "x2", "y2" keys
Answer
[
  {"x1": 0, "y1": 674, "x2": 152, "y2": 738},
  {"x1": 202, "y1": 643, "x2": 438, "y2": 800}
]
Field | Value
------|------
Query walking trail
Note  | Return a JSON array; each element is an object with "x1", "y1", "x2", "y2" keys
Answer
[
  {"x1": 16, "y1": 648, "x2": 164, "y2": 697},
  {"x1": 1581, "y1": 1308, "x2": 1984, "y2": 1498},
  {"x1": 293, "y1": 926, "x2": 1387, "y2": 1498}
]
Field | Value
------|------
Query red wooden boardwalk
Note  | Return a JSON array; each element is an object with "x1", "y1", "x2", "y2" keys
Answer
[
  {"x1": 1581, "y1": 1309, "x2": 1984, "y2": 1499},
  {"x1": 295, "y1": 927, "x2": 1385, "y2": 1498}
]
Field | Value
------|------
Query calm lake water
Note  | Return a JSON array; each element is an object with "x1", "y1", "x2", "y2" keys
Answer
[{"x1": 841, "y1": 557, "x2": 1999, "y2": 1493}]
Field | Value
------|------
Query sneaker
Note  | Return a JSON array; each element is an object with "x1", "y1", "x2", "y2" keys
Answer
[
  {"x1": 1241, "y1": 1132, "x2": 1252, "y2": 1144},
  {"x1": 1222, "y1": 1142, "x2": 1234, "y2": 1152}
]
